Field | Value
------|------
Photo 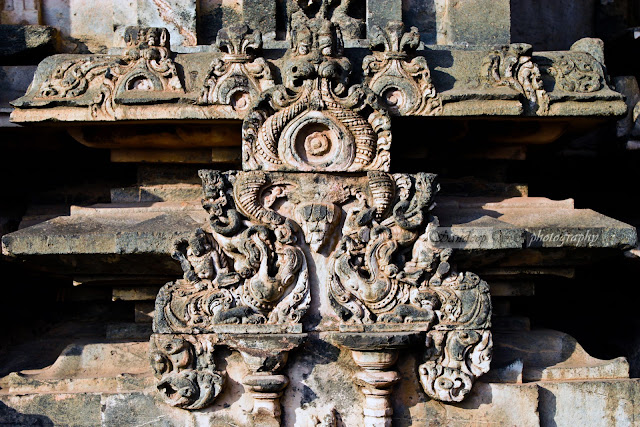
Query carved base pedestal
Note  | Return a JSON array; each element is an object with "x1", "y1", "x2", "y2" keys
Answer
[{"x1": 243, "y1": 373, "x2": 289, "y2": 424}]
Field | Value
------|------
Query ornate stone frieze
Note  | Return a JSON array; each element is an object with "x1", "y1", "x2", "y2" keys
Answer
[
  {"x1": 537, "y1": 39, "x2": 608, "y2": 94},
  {"x1": 363, "y1": 21, "x2": 442, "y2": 116},
  {"x1": 242, "y1": 12, "x2": 391, "y2": 172},
  {"x1": 481, "y1": 43, "x2": 549, "y2": 114},
  {"x1": 197, "y1": 23, "x2": 274, "y2": 113}
]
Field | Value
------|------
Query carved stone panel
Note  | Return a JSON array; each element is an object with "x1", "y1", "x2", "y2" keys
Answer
[
  {"x1": 149, "y1": 10, "x2": 493, "y2": 425},
  {"x1": 242, "y1": 13, "x2": 391, "y2": 172}
]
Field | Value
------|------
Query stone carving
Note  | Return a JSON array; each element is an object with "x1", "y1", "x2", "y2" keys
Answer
[
  {"x1": 287, "y1": 0, "x2": 364, "y2": 40},
  {"x1": 149, "y1": 334, "x2": 224, "y2": 409},
  {"x1": 149, "y1": 10, "x2": 492, "y2": 423},
  {"x1": 242, "y1": 11, "x2": 391, "y2": 172},
  {"x1": 540, "y1": 54, "x2": 606, "y2": 93},
  {"x1": 36, "y1": 27, "x2": 183, "y2": 117},
  {"x1": 198, "y1": 23, "x2": 274, "y2": 113},
  {"x1": 363, "y1": 21, "x2": 442, "y2": 116},
  {"x1": 91, "y1": 27, "x2": 184, "y2": 118},
  {"x1": 482, "y1": 43, "x2": 549, "y2": 114},
  {"x1": 154, "y1": 171, "x2": 310, "y2": 333},
  {"x1": 418, "y1": 271, "x2": 492, "y2": 402},
  {"x1": 37, "y1": 57, "x2": 114, "y2": 99}
]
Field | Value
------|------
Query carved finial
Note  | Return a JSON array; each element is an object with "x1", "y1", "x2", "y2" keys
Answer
[
  {"x1": 198, "y1": 23, "x2": 273, "y2": 111},
  {"x1": 363, "y1": 20, "x2": 441, "y2": 116},
  {"x1": 216, "y1": 23, "x2": 262, "y2": 57}
]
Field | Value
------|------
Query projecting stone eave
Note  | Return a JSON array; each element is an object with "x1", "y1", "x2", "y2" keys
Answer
[{"x1": 10, "y1": 42, "x2": 627, "y2": 126}]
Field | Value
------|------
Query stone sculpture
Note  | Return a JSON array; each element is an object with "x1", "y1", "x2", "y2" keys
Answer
[{"x1": 150, "y1": 15, "x2": 492, "y2": 426}]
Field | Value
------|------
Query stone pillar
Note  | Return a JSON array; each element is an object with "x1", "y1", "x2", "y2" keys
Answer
[{"x1": 352, "y1": 350, "x2": 400, "y2": 427}]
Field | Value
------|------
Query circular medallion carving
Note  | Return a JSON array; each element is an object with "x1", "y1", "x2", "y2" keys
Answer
[{"x1": 280, "y1": 111, "x2": 355, "y2": 171}]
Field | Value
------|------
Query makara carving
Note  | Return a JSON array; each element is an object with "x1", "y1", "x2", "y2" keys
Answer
[
  {"x1": 482, "y1": 43, "x2": 549, "y2": 114},
  {"x1": 363, "y1": 21, "x2": 442, "y2": 116},
  {"x1": 150, "y1": 14, "x2": 492, "y2": 426},
  {"x1": 242, "y1": 12, "x2": 391, "y2": 172},
  {"x1": 149, "y1": 334, "x2": 224, "y2": 410},
  {"x1": 198, "y1": 23, "x2": 274, "y2": 113}
]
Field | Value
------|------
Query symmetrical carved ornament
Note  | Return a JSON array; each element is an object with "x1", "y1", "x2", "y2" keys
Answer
[
  {"x1": 481, "y1": 43, "x2": 549, "y2": 114},
  {"x1": 363, "y1": 21, "x2": 442, "y2": 116},
  {"x1": 150, "y1": 15, "x2": 492, "y2": 426},
  {"x1": 197, "y1": 23, "x2": 274, "y2": 113},
  {"x1": 242, "y1": 12, "x2": 391, "y2": 172}
]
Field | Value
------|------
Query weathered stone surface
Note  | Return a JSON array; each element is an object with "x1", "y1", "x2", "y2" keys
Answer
[
  {"x1": 538, "y1": 379, "x2": 640, "y2": 427},
  {"x1": 437, "y1": 0, "x2": 510, "y2": 46},
  {"x1": 113, "y1": 0, "x2": 197, "y2": 48},
  {"x1": 0, "y1": 24, "x2": 58, "y2": 61},
  {"x1": 0, "y1": 0, "x2": 41, "y2": 25},
  {"x1": 493, "y1": 329, "x2": 629, "y2": 382}
]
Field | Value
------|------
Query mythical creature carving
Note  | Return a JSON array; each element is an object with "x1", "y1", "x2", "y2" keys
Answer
[
  {"x1": 363, "y1": 21, "x2": 442, "y2": 116},
  {"x1": 198, "y1": 23, "x2": 274, "y2": 113},
  {"x1": 149, "y1": 334, "x2": 224, "y2": 409},
  {"x1": 91, "y1": 27, "x2": 184, "y2": 118},
  {"x1": 242, "y1": 12, "x2": 391, "y2": 172},
  {"x1": 153, "y1": 170, "x2": 310, "y2": 333},
  {"x1": 481, "y1": 43, "x2": 549, "y2": 114}
]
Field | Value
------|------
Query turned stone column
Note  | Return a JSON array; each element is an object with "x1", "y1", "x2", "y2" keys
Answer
[
  {"x1": 352, "y1": 349, "x2": 400, "y2": 427},
  {"x1": 227, "y1": 333, "x2": 306, "y2": 426}
]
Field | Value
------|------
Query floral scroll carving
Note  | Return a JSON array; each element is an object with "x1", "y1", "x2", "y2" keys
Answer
[
  {"x1": 481, "y1": 43, "x2": 549, "y2": 114},
  {"x1": 363, "y1": 21, "x2": 442, "y2": 116},
  {"x1": 198, "y1": 23, "x2": 274, "y2": 113}
]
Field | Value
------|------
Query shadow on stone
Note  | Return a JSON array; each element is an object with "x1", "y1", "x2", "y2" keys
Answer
[{"x1": 0, "y1": 401, "x2": 54, "y2": 426}]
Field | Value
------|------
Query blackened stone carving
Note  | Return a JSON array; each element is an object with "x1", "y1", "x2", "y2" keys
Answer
[
  {"x1": 149, "y1": 334, "x2": 224, "y2": 410},
  {"x1": 242, "y1": 12, "x2": 391, "y2": 172},
  {"x1": 198, "y1": 23, "x2": 274, "y2": 113},
  {"x1": 537, "y1": 39, "x2": 608, "y2": 94},
  {"x1": 481, "y1": 43, "x2": 549, "y2": 114},
  {"x1": 363, "y1": 21, "x2": 442, "y2": 116}
]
